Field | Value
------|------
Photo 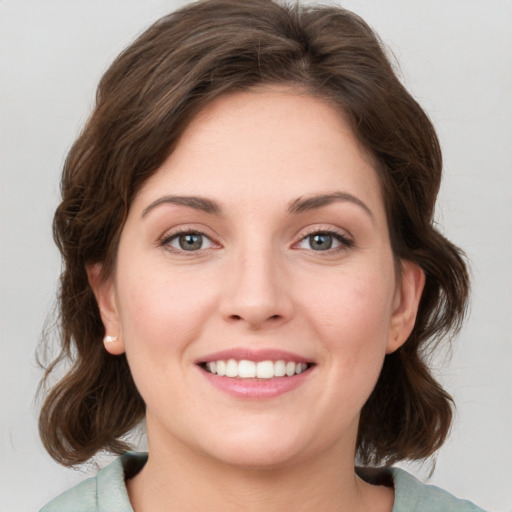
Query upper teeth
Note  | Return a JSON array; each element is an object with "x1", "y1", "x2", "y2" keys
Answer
[{"x1": 205, "y1": 359, "x2": 308, "y2": 379}]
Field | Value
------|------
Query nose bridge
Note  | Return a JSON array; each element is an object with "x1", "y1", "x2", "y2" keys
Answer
[{"x1": 221, "y1": 234, "x2": 291, "y2": 328}]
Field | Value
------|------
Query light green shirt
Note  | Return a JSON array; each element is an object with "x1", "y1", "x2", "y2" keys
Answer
[{"x1": 40, "y1": 452, "x2": 487, "y2": 511}]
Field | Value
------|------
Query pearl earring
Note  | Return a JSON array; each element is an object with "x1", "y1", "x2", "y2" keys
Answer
[{"x1": 104, "y1": 335, "x2": 118, "y2": 344}]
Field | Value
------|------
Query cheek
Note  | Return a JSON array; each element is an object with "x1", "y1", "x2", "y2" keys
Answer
[
  {"x1": 302, "y1": 266, "x2": 394, "y2": 380},
  {"x1": 307, "y1": 268, "x2": 394, "y2": 338},
  {"x1": 115, "y1": 263, "x2": 217, "y2": 358}
]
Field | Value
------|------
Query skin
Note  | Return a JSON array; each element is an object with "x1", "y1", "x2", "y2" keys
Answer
[{"x1": 89, "y1": 87, "x2": 425, "y2": 512}]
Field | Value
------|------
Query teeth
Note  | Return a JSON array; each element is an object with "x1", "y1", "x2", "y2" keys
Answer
[
  {"x1": 274, "y1": 360, "x2": 286, "y2": 377},
  {"x1": 238, "y1": 359, "x2": 256, "y2": 378},
  {"x1": 216, "y1": 360, "x2": 226, "y2": 376},
  {"x1": 225, "y1": 359, "x2": 238, "y2": 377},
  {"x1": 256, "y1": 360, "x2": 274, "y2": 379},
  {"x1": 204, "y1": 359, "x2": 309, "y2": 379}
]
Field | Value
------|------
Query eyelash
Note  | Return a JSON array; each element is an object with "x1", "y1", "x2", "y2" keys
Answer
[
  {"x1": 294, "y1": 228, "x2": 354, "y2": 253},
  {"x1": 160, "y1": 228, "x2": 217, "y2": 254},
  {"x1": 159, "y1": 227, "x2": 354, "y2": 254}
]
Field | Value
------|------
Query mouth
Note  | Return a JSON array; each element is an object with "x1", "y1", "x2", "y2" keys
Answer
[
  {"x1": 196, "y1": 349, "x2": 315, "y2": 398},
  {"x1": 199, "y1": 359, "x2": 314, "y2": 379}
]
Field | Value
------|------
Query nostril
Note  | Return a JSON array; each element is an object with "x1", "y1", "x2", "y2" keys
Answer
[{"x1": 228, "y1": 313, "x2": 282, "y2": 324}]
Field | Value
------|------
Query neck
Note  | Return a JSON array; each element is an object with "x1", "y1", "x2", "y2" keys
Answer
[{"x1": 127, "y1": 428, "x2": 393, "y2": 512}]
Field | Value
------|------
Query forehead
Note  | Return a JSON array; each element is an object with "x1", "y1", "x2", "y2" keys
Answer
[{"x1": 131, "y1": 87, "x2": 385, "y2": 222}]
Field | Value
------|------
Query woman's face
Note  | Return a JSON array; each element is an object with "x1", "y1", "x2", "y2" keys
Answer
[{"x1": 93, "y1": 87, "x2": 423, "y2": 470}]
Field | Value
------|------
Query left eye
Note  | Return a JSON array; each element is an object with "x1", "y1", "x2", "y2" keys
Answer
[
  {"x1": 167, "y1": 232, "x2": 213, "y2": 251},
  {"x1": 298, "y1": 232, "x2": 349, "y2": 251}
]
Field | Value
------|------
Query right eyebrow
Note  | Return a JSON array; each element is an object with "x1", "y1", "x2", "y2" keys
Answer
[{"x1": 141, "y1": 195, "x2": 222, "y2": 218}]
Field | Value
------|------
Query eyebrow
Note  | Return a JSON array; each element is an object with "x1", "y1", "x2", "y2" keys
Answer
[
  {"x1": 141, "y1": 191, "x2": 374, "y2": 220},
  {"x1": 287, "y1": 192, "x2": 374, "y2": 220},
  {"x1": 142, "y1": 195, "x2": 222, "y2": 217}
]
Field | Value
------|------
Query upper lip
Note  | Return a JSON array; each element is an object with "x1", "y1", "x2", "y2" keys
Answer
[{"x1": 196, "y1": 348, "x2": 313, "y2": 364}]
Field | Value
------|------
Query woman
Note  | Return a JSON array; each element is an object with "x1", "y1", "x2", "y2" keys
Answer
[{"x1": 39, "y1": 1, "x2": 486, "y2": 510}]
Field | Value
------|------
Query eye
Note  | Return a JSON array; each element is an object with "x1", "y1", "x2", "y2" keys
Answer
[
  {"x1": 165, "y1": 231, "x2": 213, "y2": 252},
  {"x1": 298, "y1": 231, "x2": 352, "y2": 251}
]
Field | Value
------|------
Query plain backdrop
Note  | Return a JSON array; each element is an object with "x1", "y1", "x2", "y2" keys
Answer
[{"x1": 1, "y1": 1, "x2": 511, "y2": 511}]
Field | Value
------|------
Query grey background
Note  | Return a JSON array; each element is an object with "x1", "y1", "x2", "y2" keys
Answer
[{"x1": 1, "y1": 1, "x2": 511, "y2": 510}]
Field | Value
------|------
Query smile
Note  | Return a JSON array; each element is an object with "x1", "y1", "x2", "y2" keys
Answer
[
  {"x1": 202, "y1": 359, "x2": 311, "y2": 379},
  {"x1": 196, "y1": 349, "x2": 315, "y2": 398}
]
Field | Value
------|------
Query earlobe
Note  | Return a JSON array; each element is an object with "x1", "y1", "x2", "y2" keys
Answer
[
  {"x1": 86, "y1": 263, "x2": 125, "y2": 355},
  {"x1": 386, "y1": 261, "x2": 425, "y2": 354}
]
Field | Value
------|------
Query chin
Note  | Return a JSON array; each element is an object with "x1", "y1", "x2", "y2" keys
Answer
[
  {"x1": 195, "y1": 421, "x2": 328, "y2": 471},
  {"x1": 207, "y1": 442, "x2": 305, "y2": 470}
]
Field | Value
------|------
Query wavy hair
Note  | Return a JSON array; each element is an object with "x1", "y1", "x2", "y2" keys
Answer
[{"x1": 39, "y1": 0, "x2": 469, "y2": 466}]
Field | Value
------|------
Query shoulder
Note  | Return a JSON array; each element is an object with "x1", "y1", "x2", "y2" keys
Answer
[
  {"x1": 389, "y1": 467, "x2": 487, "y2": 512},
  {"x1": 39, "y1": 475, "x2": 97, "y2": 512},
  {"x1": 39, "y1": 452, "x2": 148, "y2": 512}
]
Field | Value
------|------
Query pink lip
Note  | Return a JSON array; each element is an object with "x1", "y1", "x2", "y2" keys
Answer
[
  {"x1": 196, "y1": 348, "x2": 312, "y2": 364},
  {"x1": 199, "y1": 367, "x2": 312, "y2": 399},
  {"x1": 195, "y1": 347, "x2": 315, "y2": 399}
]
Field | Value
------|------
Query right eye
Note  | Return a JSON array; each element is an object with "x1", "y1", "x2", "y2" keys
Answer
[{"x1": 164, "y1": 232, "x2": 213, "y2": 252}]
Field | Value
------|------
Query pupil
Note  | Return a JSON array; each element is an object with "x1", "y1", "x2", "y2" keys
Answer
[
  {"x1": 179, "y1": 234, "x2": 202, "y2": 251},
  {"x1": 311, "y1": 234, "x2": 332, "y2": 250}
]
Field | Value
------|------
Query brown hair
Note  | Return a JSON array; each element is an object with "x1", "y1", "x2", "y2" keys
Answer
[{"x1": 39, "y1": 0, "x2": 469, "y2": 467}]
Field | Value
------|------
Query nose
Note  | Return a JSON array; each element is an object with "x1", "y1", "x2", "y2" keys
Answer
[{"x1": 219, "y1": 245, "x2": 294, "y2": 330}]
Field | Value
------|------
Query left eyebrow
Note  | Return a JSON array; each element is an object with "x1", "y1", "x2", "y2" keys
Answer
[
  {"x1": 288, "y1": 192, "x2": 374, "y2": 221},
  {"x1": 142, "y1": 195, "x2": 222, "y2": 218}
]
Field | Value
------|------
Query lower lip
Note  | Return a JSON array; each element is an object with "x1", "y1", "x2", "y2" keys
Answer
[{"x1": 199, "y1": 367, "x2": 312, "y2": 399}]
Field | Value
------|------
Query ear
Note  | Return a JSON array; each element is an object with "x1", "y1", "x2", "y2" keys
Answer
[
  {"x1": 86, "y1": 263, "x2": 125, "y2": 355},
  {"x1": 386, "y1": 261, "x2": 425, "y2": 354}
]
